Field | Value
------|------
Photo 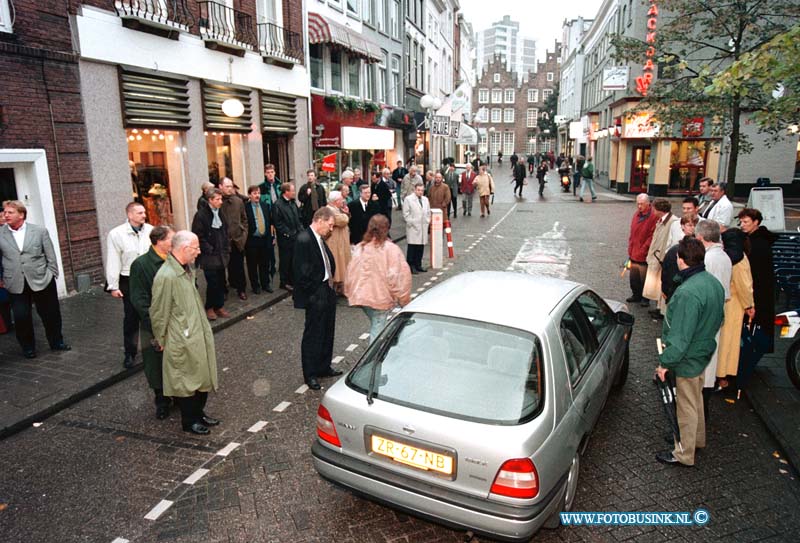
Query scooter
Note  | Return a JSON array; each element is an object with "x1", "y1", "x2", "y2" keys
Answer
[
  {"x1": 775, "y1": 310, "x2": 800, "y2": 390},
  {"x1": 559, "y1": 169, "x2": 571, "y2": 193}
]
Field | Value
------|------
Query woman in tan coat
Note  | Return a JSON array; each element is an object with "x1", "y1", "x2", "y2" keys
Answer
[
  {"x1": 717, "y1": 228, "x2": 754, "y2": 387},
  {"x1": 473, "y1": 164, "x2": 495, "y2": 218},
  {"x1": 326, "y1": 191, "x2": 351, "y2": 294},
  {"x1": 345, "y1": 214, "x2": 412, "y2": 342}
]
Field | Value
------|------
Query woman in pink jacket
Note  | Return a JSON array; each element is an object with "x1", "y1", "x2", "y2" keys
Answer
[{"x1": 345, "y1": 214, "x2": 412, "y2": 342}]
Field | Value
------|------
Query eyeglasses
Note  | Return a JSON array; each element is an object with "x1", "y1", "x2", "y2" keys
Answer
[{"x1": 188, "y1": 245, "x2": 201, "y2": 251}]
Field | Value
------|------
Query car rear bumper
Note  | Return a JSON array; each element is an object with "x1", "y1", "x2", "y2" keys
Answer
[{"x1": 311, "y1": 441, "x2": 566, "y2": 542}]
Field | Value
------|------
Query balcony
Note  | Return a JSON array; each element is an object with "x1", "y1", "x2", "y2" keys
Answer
[
  {"x1": 258, "y1": 22, "x2": 304, "y2": 67},
  {"x1": 197, "y1": 0, "x2": 258, "y2": 54},
  {"x1": 114, "y1": 0, "x2": 194, "y2": 33}
]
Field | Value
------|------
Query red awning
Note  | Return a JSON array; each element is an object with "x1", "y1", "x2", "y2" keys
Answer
[{"x1": 308, "y1": 12, "x2": 382, "y2": 62}]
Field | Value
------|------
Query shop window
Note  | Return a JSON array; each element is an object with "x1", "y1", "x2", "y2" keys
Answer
[
  {"x1": 310, "y1": 44, "x2": 324, "y2": 89},
  {"x1": 348, "y1": 56, "x2": 361, "y2": 97},
  {"x1": 127, "y1": 129, "x2": 185, "y2": 227},
  {"x1": 330, "y1": 50, "x2": 343, "y2": 93},
  {"x1": 668, "y1": 141, "x2": 708, "y2": 193},
  {"x1": 205, "y1": 132, "x2": 247, "y2": 190}
]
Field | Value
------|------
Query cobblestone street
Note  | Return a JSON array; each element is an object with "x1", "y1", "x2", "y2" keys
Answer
[{"x1": 1, "y1": 176, "x2": 799, "y2": 543}]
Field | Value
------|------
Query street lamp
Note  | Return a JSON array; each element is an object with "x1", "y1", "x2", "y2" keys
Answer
[{"x1": 420, "y1": 94, "x2": 443, "y2": 171}]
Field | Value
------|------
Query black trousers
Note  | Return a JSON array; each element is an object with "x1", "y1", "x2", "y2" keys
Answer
[
  {"x1": 301, "y1": 283, "x2": 337, "y2": 382},
  {"x1": 448, "y1": 196, "x2": 458, "y2": 218},
  {"x1": 245, "y1": 241, "x2": 272, "y2": 291},
  {"x1": 277, "y1": 236, "x2": 296, "y2": 286},
  {"x1": 154, "y1": 388, "x2": 170, "y2": 408},
  {"x1": 176, "y1": 391, "x2": 208, "y2": 429},
  {"x1": 0, "y1": 297, "x2": 11, "y2": 331},
  {"x1": 514, "y1": 179, "x2": 524, "y2": 196},
  {"x1": 406, "y1": 244, "x2": 424, "y2": 270},
  {"x1": 227, "y1": 246, "x2": 247, "y2": 294},
  {"x1": 10, "y1": 278, "x2": 64, "y2": 352},
  {"x1": 629, "y1": 261, "x2": 647, "y2": 300},
  {"x1": 203, "y1": 268, "x2": 226, "y2": 310},
  {"x1": 119, "y1": 276, "x2": 139, "y2": 356}
]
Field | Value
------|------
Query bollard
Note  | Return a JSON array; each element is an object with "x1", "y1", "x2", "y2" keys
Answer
[
  {"x1": 430, "y1": 209, "x2": 444, "y2": 269},
  {"x1": 444, "y1": 219, "x2": 455, "y2": 258}
]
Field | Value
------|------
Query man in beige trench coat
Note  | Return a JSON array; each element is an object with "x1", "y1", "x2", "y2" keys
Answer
[{"x1": 151, "y1": 231, "x2": 220, "y2": 435}]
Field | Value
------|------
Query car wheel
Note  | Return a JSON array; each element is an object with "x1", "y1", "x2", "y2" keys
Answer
[
  {"x1": 543, "y1": 452, "x2": 580, "y2": 529},
  {"x1": 613, "y1": 345, "x2": 629, "y2": 390},
  {"x1": 786, "y1": 339, "x2": 800, "y2": 391}
]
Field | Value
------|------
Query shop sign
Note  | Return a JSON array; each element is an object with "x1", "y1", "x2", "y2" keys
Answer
[
  {"x1": 682, "y1": 117, "x2": 705, "y2": 138},
  {"x1": 624, "y1": 111, "x2": 659, "y2": 138},
  {"x1": 321, "y1": 152, "x2": 337, "y2": 172},
  {"x1": 317, "y1": 137, "x2": 340, "y2": 148},
  {"x1": 602, "y1": 67, "x2": 630, "y2": 91},
  {"x1": 431, "y1": 115, "x2": 451, "y2": 136},
  {"x1": 636, "y1": 1, "x2": 659, "y2": 96},
  {"x1": 448, "y1": 121, "x2": 460, "y2": 138}
]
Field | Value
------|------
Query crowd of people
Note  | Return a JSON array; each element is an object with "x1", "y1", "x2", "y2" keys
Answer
[{"x1": 625, "y1": 178, "x2": 776, "y2": 468}]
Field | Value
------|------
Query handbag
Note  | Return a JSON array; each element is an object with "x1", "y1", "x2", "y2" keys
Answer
[{"x1": 642, "y1": 266, "x2": 662, "y2": 300}]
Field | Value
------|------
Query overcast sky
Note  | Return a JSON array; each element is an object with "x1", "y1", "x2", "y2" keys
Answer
[{"x1": 458, "y1": 0, "x2": 605, "y2": 61}]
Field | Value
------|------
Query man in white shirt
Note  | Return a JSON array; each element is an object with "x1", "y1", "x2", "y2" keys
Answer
[
  {"x1": 702, "y1": 181, "x2": 734, "y2": 227},
  {"x1": 106, "y1": 202, "x2": 153, "y2": 368}
]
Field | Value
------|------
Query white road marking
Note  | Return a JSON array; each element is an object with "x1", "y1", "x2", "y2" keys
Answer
[
  {"x1": 410, "y1": 293, "x2": 418, "y2": 298},
  {"x1": 332, "y1": 355, "x2": 344, "y2": 364},
  {"x1": 144, "y1": 500, "x2": 174, "y2": 521},
  {"x1": 464, "y1": 249, "x2": 471, "y2": 253},
  {"x1": 247, "y1": 420, "x2": 268, "y2": 432},
  {"x1": 295, "y1": 384, "x2": 309, "y2": 394},
  {"x1": 436, "y1": 272, "x2": 444, "y2": 276},
  {"x1": 417, "y1": 287, "x2": 425, "y2": 292},
  {"x1": 183, "y1": 468, "x2": 210, "y2": 485},
  {"x1": 359, "y1": 333, "x2": 370, "y2": 340},
  {"x1": 272, "y1": 402, "x2": 291, "y2": 413},
  {"x1": 509, "y1": 221, "x2": 572, "y2": 279},
  {"x1": 424, "y1": 282, "x2": 431, "y2": 286},
  {"x1": 111, "y1": 539, "x2": 130, "y2": 543},
  {"x1": 345, "y1": 343, "x2": 358, "y2": 351},
  {"x1": 216, "y1": 442, "x2": 241, "y2": 456},
  {"x1": 430, "y1": 276, "x2": 438, "y2": 281}
]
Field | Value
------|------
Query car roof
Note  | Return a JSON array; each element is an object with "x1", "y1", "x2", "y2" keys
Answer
[{"x1": 402, "y1": 271, "x2": 582, "y2": 333}]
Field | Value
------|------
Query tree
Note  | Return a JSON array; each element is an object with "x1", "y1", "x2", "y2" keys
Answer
[
  {"x1": 611, "y1": 0, "x2": 800, "y2": 194},
  {"x1": 538, "y1": 84, "x2": 559, "y2": 145}
]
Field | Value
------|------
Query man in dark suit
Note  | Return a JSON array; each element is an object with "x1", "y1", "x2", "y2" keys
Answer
[
  {"x1": 244, "y1": 185, "x2": 274, "y2": 294},
  {"x1": 371, "y1": 171, "x2": 392, "y2": 223},
  {"x1": 272, "y1": 182, "x2": 303, "y2": 290},
  {"x1": 348, "y1": 183, "x2": 379, "y2": 245},
  {"x1": 293, "y1": 207, "x2": 341, "y2": 390},
  {"x1": 0, "y1": 200, "x2": 70, "y2": 358},
  {"x1": 298, "y1": 169, "x2": 327, "y2": 227}
]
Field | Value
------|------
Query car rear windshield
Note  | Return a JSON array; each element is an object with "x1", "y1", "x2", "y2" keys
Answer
[{"x1": 347, "y1": 313, "x2": 543, "y2": 425}]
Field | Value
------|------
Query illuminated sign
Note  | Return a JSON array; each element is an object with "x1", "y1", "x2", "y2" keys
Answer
[
  {"x1": 624, "y1": 111, "x2": 659, "y2": 138},
  {"x1": 636, "y1": 1, "x2": 659, "y2": 96}
]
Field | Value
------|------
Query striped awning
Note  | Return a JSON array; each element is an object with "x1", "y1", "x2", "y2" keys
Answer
[{"x1": 307, "y1": 12, "x2": 382, "y2": 62}]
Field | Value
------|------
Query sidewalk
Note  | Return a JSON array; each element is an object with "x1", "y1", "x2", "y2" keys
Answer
[{"x1": 0, "y1": 218, "x2": 407, "y2": 439}]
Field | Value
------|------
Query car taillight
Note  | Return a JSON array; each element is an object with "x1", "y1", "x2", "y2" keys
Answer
[
  {"x1": 775, "y1": 315, "x2": 790, "y2": 326},
  {"x1": 490, "y1": 458, "x2": 539, "y2": 499},
  {"x1": 316, "y1": 404, "x2": 341, "y2": 447}
]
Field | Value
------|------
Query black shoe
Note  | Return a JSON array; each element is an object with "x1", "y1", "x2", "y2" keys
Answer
[
  {"x1": 655, "y1": 451, "x2": 692, "y2": 467},
  {"x1": 156, "y1": 406, "x2": 169, "y2": 420},
  {"x1": 51, "y1": 342, "x2": 71, "y2": 352},
  {"x1": 265, "y1": 284, "x2": 274, "y2": 293},
  {"x1": 123, "y1": 354, "x2": 135, "y2": 369},
  {"x1": 321, "y1": 368, "x2": 343, "y2": 378},
  {"x1": 253, "y1": 288, "x2": 261, "y2": 295},
  {"x1": 183, "y1": 422, "x2": 210, "y2": 435},
  {"x1": 306, "y1": 378, "x2": 321, "y2": 390},
  {"x1": 640, "y1": 300, "x2": 650, "y2": 308},
  {"x1": 649, "y1": 310, "x2": 664, "y2": 320},
  {"x1": 416, "y1": 266, "x2": 427, "y2": 273},
  {"x1": 411, "y1": 268, "x2": 419, "y2": 274},
  {"x1": 201, "y1": 415, "x2": 221, "y2": 426},
  {"x1": 23, "y1": 349, "x2": 37, "y2": 359},
  {"x1": 626, "y1": 295, "x2": 643, "y2": 303}
]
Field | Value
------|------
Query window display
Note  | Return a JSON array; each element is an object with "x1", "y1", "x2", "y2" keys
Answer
[
  {"x1": 127, "y1": 129, "x2": 184, "y2": 226},
  {"x1": 205, "y1": 132, "x2": 247, "y2": 188},
  {"x1": 668, "y1": 141, "x2": 707, "y2": 193}
]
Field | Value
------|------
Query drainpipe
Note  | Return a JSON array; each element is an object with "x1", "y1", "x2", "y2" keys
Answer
[{"x1": 41, "y1": 57, "x2": 78, "y2": 291}]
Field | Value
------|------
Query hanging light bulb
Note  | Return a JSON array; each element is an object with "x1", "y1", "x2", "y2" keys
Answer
[
  {"x1": 143, "y1": 128, "x2": 150, "y2": 135},
  {"x1": 153, "y1": 129, "x2": 159, "y2": 135},
  {"x1": 136, "y1": 135, "x2": 142, "y2": 140},
  {"x1": 132, "y1": 129, "x2": 138, "y2": 134},
  {"x1": 128, "y1": 135, "x2": 135, "y2": 141}
]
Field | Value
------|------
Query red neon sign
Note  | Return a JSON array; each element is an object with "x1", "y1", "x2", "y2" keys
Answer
[{"x1": 636, "y1": 1, "x2": 659, "y2": 96}]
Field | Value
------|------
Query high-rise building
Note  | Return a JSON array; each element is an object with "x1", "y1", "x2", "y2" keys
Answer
[{"x1": 474, "y1": 15, "x2": 536, "y2": 81}]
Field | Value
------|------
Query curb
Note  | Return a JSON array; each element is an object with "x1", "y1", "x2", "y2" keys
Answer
[
  {"x1": 0, "y1": 232, "x2": 407, "y2": 441},
  {"x1": 744, "y1": 387, "x2": 800, "y2": 474}
]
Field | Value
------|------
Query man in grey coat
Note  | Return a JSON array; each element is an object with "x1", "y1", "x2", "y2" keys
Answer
[
  {"x1": 402, "y1": 182, "x2": 431, "y2": 274},
  {"x1": 0, "y1": 200, "x2": 70, "y2": 358}
]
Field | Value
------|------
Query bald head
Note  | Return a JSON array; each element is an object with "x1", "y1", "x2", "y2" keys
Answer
[{"x1": 171, "y1": 230, "x2": 200, "y2": 265}]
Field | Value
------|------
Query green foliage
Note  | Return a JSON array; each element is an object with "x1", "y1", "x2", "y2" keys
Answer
[
  {"x1": 324, "y1": 95, "x2": 382, "y2": 115},
  {"x1": 538, "y1": 84, "x2": 559, "y2": 136}
]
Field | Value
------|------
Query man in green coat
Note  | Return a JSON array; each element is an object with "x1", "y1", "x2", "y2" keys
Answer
[
  {"x1": 151, "y1": 231, "x2": 219, "y2": 435},
  {"x1": 655, "y1": 237, "x2": 724, "y2": 467},
  {"x1": 129, "y1": 226, "x2": 174, "y2": 420}
]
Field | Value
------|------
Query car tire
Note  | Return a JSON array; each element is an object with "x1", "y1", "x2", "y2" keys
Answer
[
  {"x1": 543, "y1": 452, "x2": 580, "y2": 529},
  {"x1": 612, "y1": 345, "x2": 629, "y2": 390},
  {"x1": 786, "y1": 339, "x2": 800, "y2": 391}
]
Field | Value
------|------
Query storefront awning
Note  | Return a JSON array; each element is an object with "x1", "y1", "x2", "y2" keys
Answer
[
  {"x1": 455, "y1": 124, "x2": 478, "y2": 145},
  {"x1": 308, "y1": 12, "x2": 382, "y2": 62}
]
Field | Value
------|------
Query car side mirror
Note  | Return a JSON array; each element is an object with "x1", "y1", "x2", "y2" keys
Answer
[{"x1": 616, "y1": 311, "x2": 635, "y2": 327}]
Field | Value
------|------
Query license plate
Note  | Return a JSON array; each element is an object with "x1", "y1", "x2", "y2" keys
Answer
[{"x1": 371, "y1": 435, "x2": 453, "y2": 475}]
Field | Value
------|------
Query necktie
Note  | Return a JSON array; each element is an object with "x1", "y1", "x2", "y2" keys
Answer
[
  {"x1": 255, "y1": 203, "x2": 266, "y2": 235},
  {"x1": 319, "y1": 236, "x2": 332, "y2": 287}
]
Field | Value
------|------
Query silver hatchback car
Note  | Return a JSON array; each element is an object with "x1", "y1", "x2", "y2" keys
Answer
[{"x1": 312, "y1": 271, "x2": 634, "y2": 541}]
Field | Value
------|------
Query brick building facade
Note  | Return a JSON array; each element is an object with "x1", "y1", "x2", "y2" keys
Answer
[
  {"x1": 472, "y1": 42, "x2": 561, "y2": 163},
  {"x1": 0, "y1": 1, "x2": 102, "y2": 294}
]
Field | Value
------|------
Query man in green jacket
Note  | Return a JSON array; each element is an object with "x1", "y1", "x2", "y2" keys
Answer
[
  {"x1": 129, "y1": 225, "x2": 174, "y2": 420},
  {"x1": 655, "y1": 237, "x2": 724, "y2": 467},
  {"x1": 151, "y1": 231, "x2": 220, "y2": 435}
]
